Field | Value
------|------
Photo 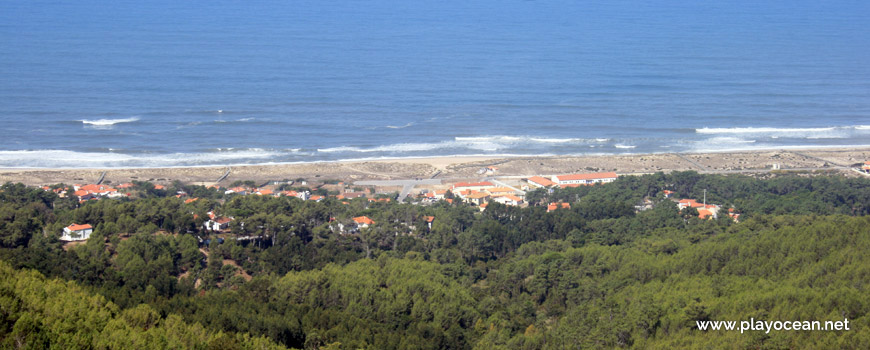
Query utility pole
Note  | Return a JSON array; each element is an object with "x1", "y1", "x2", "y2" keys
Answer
[{"x1": 703, "y1": 189, "x2": 707, "y2": 207}]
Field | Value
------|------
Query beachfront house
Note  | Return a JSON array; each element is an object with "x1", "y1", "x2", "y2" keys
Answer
[
  {"x1": 552, "y1": 172, "x2": 618, "y2": 185},
  {"x1": 61, "y1": 223, "x2": 93, "y2": 241}
]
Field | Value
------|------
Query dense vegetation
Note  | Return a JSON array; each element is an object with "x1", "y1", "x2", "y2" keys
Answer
[{"x1": 1, "y1": 171, "x2": 868, "y2": 349}]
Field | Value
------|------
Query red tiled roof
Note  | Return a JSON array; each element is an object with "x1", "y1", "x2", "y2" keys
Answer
[
  {"x1": 487, "y1": 187, "x2": 515, "y2": 193},
  {"x1": 353, "y1": 216, "x2": 375, "y2": 225},
  {"x1": 527, "y1": 176, "x2": 556, "y2": 187},
  {"x1": 184, "y1": 198, "x2": 199, "y2": 204},
  {"x1": 214, "y1": 217, "x2": 233, "y2": 224},
  {"x1": 698, "y1": 209, "x2": 714, "y2": 219},
  {"x1": 453, "y1": 181, "x2": 494, "y2": 188},
  {"x1": 555, "y1": 172, "x2": 618, "y2": 181},
  {"x1": 67, "y1": 223, "x2": 92, "y2": 231},
  {"x1": 425, "y1": 216, "x2": 435, "y2": 222},
  {"x1": 547, "y1": 202, "x2": 571, "y2": 211},
  {"x1": 502, "y1": 195, "x2": 522, "y2": 202}
]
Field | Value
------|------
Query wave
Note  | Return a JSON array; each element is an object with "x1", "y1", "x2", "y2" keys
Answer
[
  {"x1": 454, "y1": 135, "x2": 597, "y2": 144},
  {"x1": 696, "y1": 125, "x2": 869, "y2": 139},
  {"x1": 386, "y1": 122, "x2": 414, "y2": 129},
  {"x1": 81, "y1": 117, "x2": 140, "y2": 127},
  {"x1": 0, "y1": 149, "x2": 282, "y2": 168},
  {"x1": 318, "y1": 135, "x2": 608, "y2": 154},
  {"x1": 614, "y1": 144, "x2": 636, "y2": 149},
  {"x1": 696, "y1": 126, "x2": 836, "y2": 134}
]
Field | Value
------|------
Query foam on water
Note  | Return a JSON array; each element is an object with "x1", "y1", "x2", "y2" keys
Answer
[
  {"x1": 0, "y1": 149, "x2": 282, "y2": 168},
  {"x1": 80, "y1": 117, "x2": 140, "y2": 128}
]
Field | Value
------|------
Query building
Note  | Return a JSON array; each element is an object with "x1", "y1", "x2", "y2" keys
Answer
[
  {"x1": 353, "y1": 216, "x2": 375, "y2": 228},
  {"x1": 547, "y1": 202, "x2": 571, "y2": 213},
  {"x1": 204, "y1": 212, "x2": 233, "y2": 231},
  {"x1": 204, "y1": 217, "x2": 233, "y2": 231},
  {"x1": 336, "y1": 192, "x2": 366, "y2": 200},
  {"x1": 451, "y1": 181, "x2": 495, "y2": 193},
  {"x1": 61, "y1": 223, "x2": 93, "y2": 241},
  {"x1": 526, "y1": 176, "x2": 556, "y2": 188},
  {"x1": 552, "y1": 172, "x2": 617, "y2": 185},
  {"x1": 225, "y1": 187, "x2": 248, "y2": 195},
  {"x1": 677, "y1": 199, "x2": 704, "y2": 210},
  {"x1": 493, "y1": 195, "x2": 523, "y2": 206},
  {"x1": 73, "y1": 184, "x2": 120, "y2": 200},
  {"x1": 863, "y1": 161, "x2": 870, "y2": 173},
  {"x1": 423, "y1": 190, "x2": 447, "y2": 201},
  {"x1": 486, "y1": 187, "x2": 517, "y2": 197},
  {"x1": 464, "y1": 192, "x2": 491, "y2": 205}
]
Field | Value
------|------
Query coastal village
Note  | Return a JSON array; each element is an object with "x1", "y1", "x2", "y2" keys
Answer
[{"x1": 50, "y1": 167, "x2": 745, "y2": 242}]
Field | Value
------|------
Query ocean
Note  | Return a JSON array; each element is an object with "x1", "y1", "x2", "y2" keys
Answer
[{"x1": 1, "y1": 0, "x2": 869, "y2": 168}]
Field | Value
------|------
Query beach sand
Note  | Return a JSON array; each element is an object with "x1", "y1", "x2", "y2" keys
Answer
[{"x1": 1, "y1": 148, "x2": 868, "y2": 186}]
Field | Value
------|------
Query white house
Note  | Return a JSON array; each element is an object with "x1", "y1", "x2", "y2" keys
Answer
[
  {"x1": 492, "y1": 195, "x2": 523, "y2": 206},
  {"x1": 552, "y1": 172, "x2": 617, "y2": 185},
  {"x1": 204, "y1": 212, "x2": 233, "y2": 231},
  {"x1": 61, "y1": 223, "x2": 93, "y2": 241}
]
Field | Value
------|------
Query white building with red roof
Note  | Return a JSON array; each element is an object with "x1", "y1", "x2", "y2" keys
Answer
[
  {"x1": 526, "y1": 176, "x2": 557, "y2": 188},
  {"x1": 451, "y1": 181, "x2": 495, "y2": 193},
  {"x1": 61, "y1": 223, "x2": 93, "y2": 241},
  {"x1": 552, "y1": 172, "x2": 618, "y2": 185}
]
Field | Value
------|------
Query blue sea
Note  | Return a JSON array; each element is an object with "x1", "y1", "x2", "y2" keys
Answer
[{"x1": 1, "y1": 0, "x2": 869, "y2": 168}]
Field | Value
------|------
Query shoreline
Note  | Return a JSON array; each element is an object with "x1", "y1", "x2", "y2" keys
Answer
[{"x1": 1, "y1": 147, "x2": 868, "y2": 186}]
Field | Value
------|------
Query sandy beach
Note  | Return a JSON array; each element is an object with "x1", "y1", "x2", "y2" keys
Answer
[{"x1": 1, "y1": 148, "x2": 868, "y2": 187}]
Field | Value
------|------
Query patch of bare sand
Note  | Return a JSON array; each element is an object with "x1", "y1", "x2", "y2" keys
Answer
[{"x1": 3, "y1": 147, "x2": 869, "y2": 186}]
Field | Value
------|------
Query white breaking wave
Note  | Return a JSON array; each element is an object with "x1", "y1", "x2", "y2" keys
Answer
[
  {"x1": 696, "y1": 126, "x2": 836, "y2": 134},
  {"x1": 81, "y1": 117, "x2": 140, "y2": 127},
  {"x1": 454, "y1": 135, "x2": 597, "y2": 144},
  {"x1": 386, "y1": 122, "x2": 414, "y2": 129},
  {"x1": 696, "y1": 125, "x2": 869, "y2": 139},
  {"x1": 706, "y1": 137, "x2": 757, "y2": 144},
  {"x1": 0, "y1": 149, "x2": 281, "y2": 168},
  {"x1": 319, "y1": 140, "x2": 501, "y2": 153},
  {"x1": 614, "y1": 144, "x2": 636, "y2": 149},
  {"x1": 318, "y1": 135, "x2": 604, "y2": 154}
]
